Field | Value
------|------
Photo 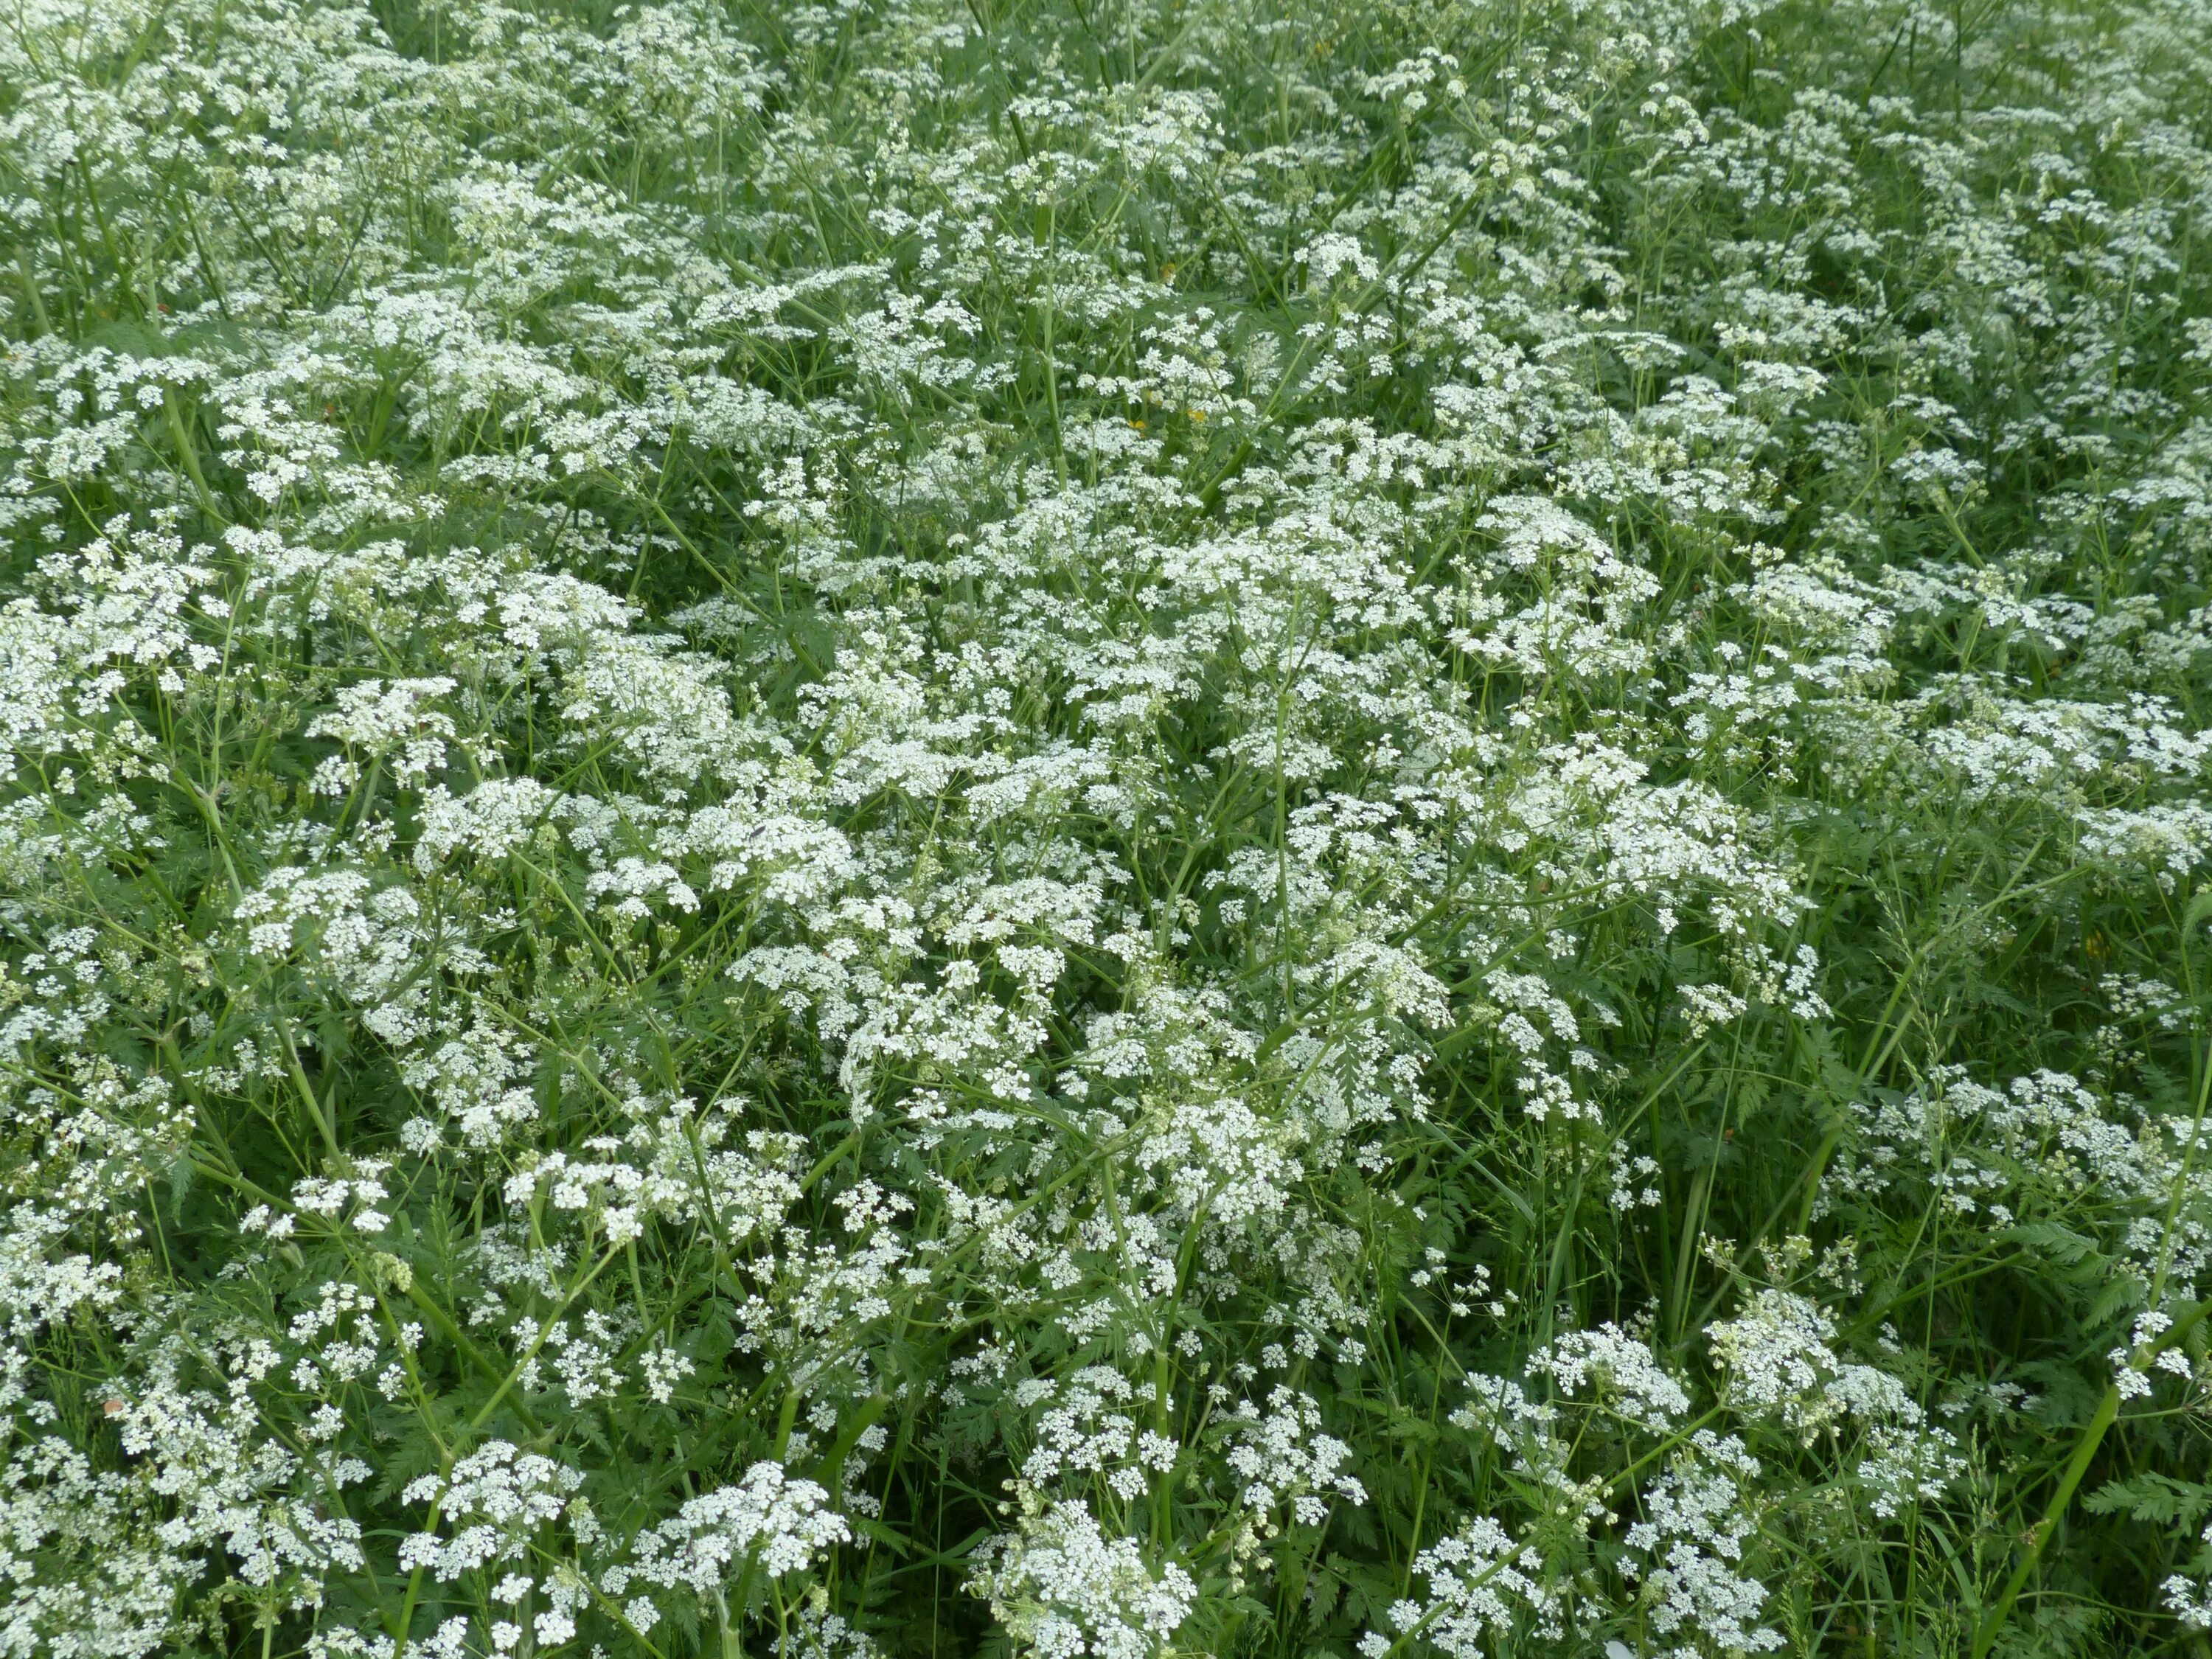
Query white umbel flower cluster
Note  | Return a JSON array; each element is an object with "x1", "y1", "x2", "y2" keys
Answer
[{"x1": 973, "y1": 1498, "x2": 1197, "y2": 1659}]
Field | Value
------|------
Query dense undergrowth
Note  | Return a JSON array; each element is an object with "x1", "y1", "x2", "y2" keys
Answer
[{"x1": 5, "y1": 0, "x2": 2212, "y2": 1652}]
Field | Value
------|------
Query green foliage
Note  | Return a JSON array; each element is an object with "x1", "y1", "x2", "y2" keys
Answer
[{"x1": 3, "y1": 0, "x2": 2212, "y2": 1655}]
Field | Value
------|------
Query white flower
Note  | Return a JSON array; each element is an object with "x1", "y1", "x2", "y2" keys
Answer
[
  {"x1": 971, "y1": 1500, "x2": 1194, "y2": 1659},
  {"x1": 608, "y1": 1462, "x2": 848, "y2": 1597}
]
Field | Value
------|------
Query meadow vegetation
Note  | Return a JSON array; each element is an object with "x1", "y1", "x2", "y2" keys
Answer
[{"x1": 4, "y1": 0, "x2": 2212, "y2": 1652}]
